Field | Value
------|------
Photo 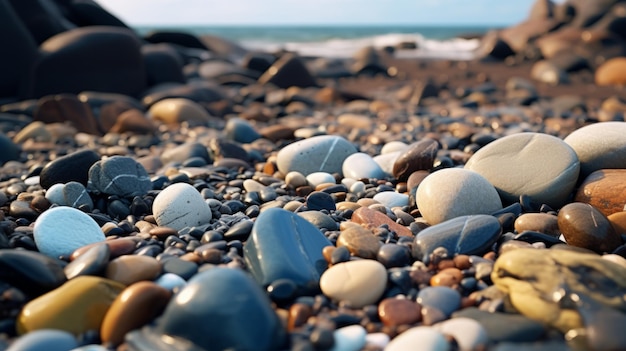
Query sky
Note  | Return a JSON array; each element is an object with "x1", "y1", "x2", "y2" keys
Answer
[{"x1": 96, "y1": 0, "x2": 539, "y2": 26}]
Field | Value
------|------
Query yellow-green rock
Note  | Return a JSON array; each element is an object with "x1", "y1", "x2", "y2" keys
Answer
[
  {"x1": 18, "y1": 276, "x2": 125, "y2": 335},
  {"x1": 492, "y1": 247, "x2": 626, "y2": 333}
]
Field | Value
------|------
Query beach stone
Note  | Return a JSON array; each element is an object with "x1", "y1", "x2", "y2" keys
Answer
[
  {"x1": 514, "y1": 213, "x2": 560, "y2": 236},
  {"x1": 277, "y1": 135, "x2": 357, "y2": 176},
  {"x1": 6, "y1": 329, "x2": 78, "y2": 351},
  {"x1": 0, "y1": 132, "x2": 20, "y2": 165},
  {"x1": 105, "y1": 255, "x2": 162, "y2": 286},
  {"x1": 378, "y1": 297, "x2": 422, "y2": 326},
  {"x1": 351, "y1": 206, "x2": 413, "y2": 237},
  {"x1": 320, "y1": 259, "x2": 387, "y2": 308},
  {"x1": 161, "y1": 142, "x2": 212, "y2": 165},
  {"x1": 337, "y1": 224, "x2": 382, "y2": 259},
  {"x1": 452, "y1": 308, "x2": 546, "y2": 343},
  {"x1": 491, "y1": 247, "x2": 626, "y2": 332},
  {"x1": 564, "y1": 122, "x2": 626, "y2": 178},
  {"x1": 329, "y1": 325, "x2": 367, "y2": 351},
  {"x1": 385, "y1": 326, "x2": 449, "y2": 351},
  {"x1": 152, "y1": 182, "x2": 212, "y2": 231},
  {"x1": 258, "y1": 53, "x2": 317, "y2": 88},
  {"x1": 125, "y1": 268, "x2": 285, "y2": 351},
  {"x1": 609, "y1": 211, "x2": 626, "y2": 235},
  {"x1": 306, "y1": 172, "x2": 336, "y2": 187},
  {"x1": 64, "y1": 243, "x2": 110, "y2": 280},
  {"x1": 244, "y1": 208, "x2": 332, "y2": 294},
  {"x1": 13, "y1": 121, "x2": 52, "y2": 143},
  {"x1": 0, "y1": 249, "x2": 66, "y2": 297},
  {"x1": 225, "y1": 117, "x2": 261, "y2": 143},
  {"x1": 298, "y1": 211, "x2": 338, "y2": 231},
  {"x1": 148, "y1": 98, "x2": 211, "y2": 124},
  {"x1": 373, "y1": 192, "x2": 409, "y2": 209},
  {"x1": 307, "y1": 191, "x2": 336, "y2": 211},
  {"x1": 530, "y1": 60, "x2": 569, "y2": 85},
  {"x1": 374, "y1": 151, "x2": 403, "y2": 175},
  {"x1": 17, "y1": 276, "x2": 125, "y2": 335},
  {"x1": 575, "y1": 169, "x2": 626, "y2": 217},
  {"x1": 154, "y1": 273, "x2": 187, "y2": 293},
  {"x1": 34, "y1": 94, "x2": 101, "y2": 135},
  {"x1": 45, "y1": 181, "x2": 93, "y2": 210},
  {"x1": 101, "y1": 281, "x2": 171, "y2": 346},
  {"x1": 377, "y1": 243, "x2": 412, "y2": 268},
  {"x1": 465, "y1": 132, "x2": 580, "y2": 208},
  {"x1": 595, "y1": 57, "x2": 626, "y2": 86},
  {"x1": 33, "y1": 206, "x2": 105, "y2": 259},
  {"x1": 342, "y1": 152, "x2": 386, "y2": 180},
  {"x1": 417, "y1": 286, "x2": 462, "y2": 318},
  {"x1": 433, "y1": 318, "x2": 488, "y2": 351},
  {"x1": 88, "y1": 156, "x2": 152, "y2": 197},
  {"x1": 413, "y1": 215, "x2": 501, "y2": 264},
  {"x1": 39, "y1": 149, "x2": 101, "y2": 189},
  {"x1": 109, "y1": 109, "x2": 156, "y2": 134},
  {"x1": 392, "y1": 138, "x2": 438, "y2": 181},
  {"x1": 416, "y1": 168, "x2": 502, "y2": 225},
  {"x1": 557, "y1": 202, "x2": 622, "y2": 253}
]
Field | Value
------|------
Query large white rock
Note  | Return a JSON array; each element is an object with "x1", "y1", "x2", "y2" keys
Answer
[
  {"x1": 342, "y1": 152, "x2": 387, "y2": 180},
  {"x1": 277, "y1": 135, "x2": 357, "y2": 176},
  {"x1": 416, "y1": 168, "x2": 502, "y2": 225},
  {"x1": 34, "y1": 206, "x2": 105, "y2": 258},
  {"x1": 152, "y1": 183, "x2": 212, "y2": 231},
  {"x1": 564, "y1": 121, "x2": 626, "y2": 178}
]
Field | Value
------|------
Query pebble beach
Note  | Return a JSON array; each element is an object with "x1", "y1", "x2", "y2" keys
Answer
[{"x1": 2, "y1": 0, "x2": 626, "y2": 351}]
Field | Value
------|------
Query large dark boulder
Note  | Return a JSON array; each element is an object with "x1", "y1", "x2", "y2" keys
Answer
[{"x1": 141, "y1": 44, "x2": 186, "y2": 86}]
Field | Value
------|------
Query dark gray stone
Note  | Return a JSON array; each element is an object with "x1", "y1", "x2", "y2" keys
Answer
[
  {"x1": 63, "y1": 243, "x2": 110, "y2": 280},
  {"x1": 413, "y1": 215, "x2": 501, "y2": 264},
  {"x1": 161, "y1": 142, "x2": 212, "y2": 165},
  {"x1": 417, "y1": 286, "x2": 462, "y2": 318},
  {"x1": 244, "y1": 208, "x2": 332, "y2": 295},
  {"x1": 88, "y1": 156, "x2": 152, "y2": 197},
  {"x1": 225, "y1": 117, "x2": 260, "y2": 144},
  {"x1": 39, "y1": 149, "x2": 100, "y2": 189},
  {"x1": 0, "y1": 249, "x2": 66, "y2": 297},
  {"x1": 306, "y1": 191, "x2": 336, "y2": 211},
  {"x1": 0, "y1": 133, "x2": 20, "y2": 165}
]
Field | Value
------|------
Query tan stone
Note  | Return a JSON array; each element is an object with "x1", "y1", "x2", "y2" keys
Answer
[
  {"x1": 514, "y1": 213, "x2": 560, "y2": 236},
  {"x1": 320, "y1": 260, "x2": 387, "y2": 308},
  {"x1": 378, "y1": 298, "x2": 422, "y2": 326},
  {"x1": 596, "y1": 57, "x2": 626, "y2": 86},
  {"x1": 105, "y1": 255, "x2": 162, "y2": 285},
  {"x1": 148, "y1": 98, "x2": 211, "y2": 124},
  {"x1": 575, "y1": 169, "x2": 626, "y2": 217},
  {"x1": 608, "y1": 211, "x2": 626, "y2": 235},
  {"x1": 337, "y1": 225, "x2": 382, "y2": 259}
]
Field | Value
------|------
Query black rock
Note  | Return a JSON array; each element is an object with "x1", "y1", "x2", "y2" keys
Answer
[
  {"x1": 0, "y1": 133, "x2": 20, "y2": 165},
  {"x1": 63, "y1": 243, "x2": 110, "y2": 280},
  {"x1": 0, "y1": 249, "x2": 66, "y2": 297},
  {"x1": 39, "y1": 149, "x2": 100, "y2": 189},
  {"x1": 306, "y1": 191, "x2": 336, "y2": 211}
]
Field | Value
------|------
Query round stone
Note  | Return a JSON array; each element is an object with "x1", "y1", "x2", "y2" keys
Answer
[
  {"x1": 39, "y1": 149, "x2": 101, "y2": 189},
  {"x1": 88, "y1": 156, "x2": 152, "y2": 198},
  {"x1": 148, "y1": 98, "x2": 211, "y2": 124},
  {"x1": 329, "y1": 325, "x2": 366, "y2": 351},
  {"x1": 306, "y1": 172, "x2": 336, "y2": 188},
  {"x1": 225, "y1": 117, "x2": 260, "y2": 143},
  {"x1": 417, "y1": 286, "x2": 462, "y2": 318},
  {"x1": 276, "y1": 135, "x2": 357, "y2": 176},
  {"x1": 152, "y1": 182, "x2": 212, "y2": 231},
  {"x1": 105, "y1": 255, "x2": 162, "y2": 286},
  {"x1": 416, "y1": 168, "x2": 502, "y2": 225},
  {"x1": 34, "y1": 206, "x2": 105, "y2": 259},
  {"x1": 45, "y1": 181, "x2": 93, "y2": 210},
  {"x1": 575, "y1": 169, "x2": 626, "y2": 217},
  {"x1": 514, "y1": 213, "x2": 560, "y2": 236},
  {"x1": 564, "y1": 122, "x2": 626, "y2": 178},
  {"x1": 378, "y1": 297, "x2": 422, "y2": 326},
  {"x1": 342, "y1": 152, "x2": 387, "y2": 180},
  {"x1": 337, "y1": 224, "x2": 382, "y2": 259},
  {"x1": 320, "y1": 259, "x2": 387, "y2": 308},
  {"x1": 385, "y1": 326, "x2": 449, "y2": 351},
  {"x1": 465, "y1": 132, "x2": 580, "y2": 208},
  {"x1": 373, "y1": 191, "x2": 409, "y2": 209},
  {"x1": 433, "y1": 318, "x2": 489, "y2": 351},
  {"x1": 392, "y1": 139, "x2": 439, "y2": 181},
  {"x1": 557, "y1": 202, "x2": 622, "y2": 253},
  {"x1": 6, "y1": 329, "x2": 78, "y2": 351}
]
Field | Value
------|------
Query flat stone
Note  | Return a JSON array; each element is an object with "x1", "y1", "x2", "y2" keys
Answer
[
  {"x1": 385, "y1": 326, "x2": 449, "y2": 351},
  {"x1": 514, "y1": 213, "x2": 560, "y2": 236},
  {"x1": 392, "y1": 138, "x2": 439, "y2": 181},
  {"x1": 64, "y1": 243, "x2": 110, "y2": 280},
  {"x1": 342, "y1": 152, "x2": 387, "y2": 180},
  {"x1": 337, "y1": 224, "x2": 382, "y2": 259},
  {"x1": 101, "y1": 281, "x2": 171, "y2": 346},
  {"x1": 39, "y1": 149, "x2": 101, "y2": 189},
  {"x1": 417, "y1": 286, "x2": 462, "y2": 318},
  {"x1": 125, "y1": 268, "x2": 285, "y2": 351},
  {"x1": 0, "y1": 249, "x2": 66, "y2": 297},
  {"x1": 575, "y1": 169, "x2": 626, "y2": 217},
  {"x1": 244, "y1": 208, "x2": 332, "y2": 295},
  {"x1": 373, "y1": 191, "x2": 409, "y2": 209},
  {"x1": 152, "y1": 182, "x2": 213, "y2": 231},
  {"x1": 33, "y1": 206, "x2": 106, "y2": 259},
  {"x1": 276, "y1": 135, "x2": 357, "y2": 176},
  {"x1": 351, "y1": 206, "x2": 413, "y2": 237},
  {"x1": 378, "y1": 297, "x2": 422, "y2": 326},
  {"x1": 564, "y1": 122, "x2": 626, "y2": 178},
  {"x1": 6, "y1": 329, "x2": 78, "y2": 351},
  {"x1": 105, "y1": 255, "x2": 162, "y2": 286},
  {"x1": 452, "y1": 308, "x2": 546, "y2": 343},
  {"x1": 465, "y1": 132, "x2": 579, "y2": 208},
  {"x1": 557, "y1": 202, "x2": 622, "y2": 253},
  {"x1": 433, "y1": 317, "x2": 488, "y2": 351},
  {"x1": 298, "y1": 211, "x2": 338, "y2": 231},
  {"x1": 413, "y1": 215, "x2": 501, "y2": 264},
  {"x1": 491, "y1": 247, "x2": 626, "y2": 333},
  {"x1": 416, "y1": 168, "x2": 502, "y2": 225},
  {"x1": 45, "y1": 181, "x2": 93, "y2": 210},
  {"x1": 17, "y1": 276, "x2": 125, "y2": 335},
  {"x1": 88, "y1": 156, "x2": 152, "y2": 197},
  {"x1": 320, "y1": 259, "x2": 387, "y2": 308},
  {"x1": 148, "y1": 98, "x2": 211, "y2": 124}
]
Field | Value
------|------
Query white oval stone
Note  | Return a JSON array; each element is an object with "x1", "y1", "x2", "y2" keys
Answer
[
  {"x1": 349, "y1": 181, "x2": 366, "y2": 194},
  {"x1": 45, "y1": 183, "x2": 66, "y2": 205},
  {"x1": 373, "y1": 192, "x2": 409, "y2": 209},
  {"x1": 306, "y1": 172, "x2": 336, "y2": 187},
  {"x1": 277, "y1": 135, "x2": 357, "y2": 176},
  {"x1": 330, "y1": 325, "x2": 367, "y2": 351},
  {"x1": 433, "y1": 318, "x2": 488, "y2": 351},
  {"x1": 342, "y1": 153, "x2": 386, "y2": 180},
  {"x1": 373, "y1": 151, "x2": 402, "y2": 175},
  {"x1": 416, "y1": 168, "x2": 502, "y2": 225},
  {"x1": 385, "y1": 327, "x2": 449, "y2": 351},
  {"x1": 34, "y1": 206, "x2": 105, "y2": 258},
  {"x1": 381, "y1": 141, "x2": 408, "y2": 154},
  {"x1": 320, "y1": 260, "x2": 387, "y2": 308},
  {"x1": 564, "y1": 121, "x2": 626, "y2": 178},
  {"x1": 153, "y1": 183, "x2": 212, "y2": 231}
]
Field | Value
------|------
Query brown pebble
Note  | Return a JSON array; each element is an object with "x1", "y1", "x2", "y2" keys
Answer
[
  {"x1": 199, "y1": 248, "x2": 223, "y2": 265},
  {"x1": 337, "y1": 225, "x2": 382, "y2": 259},
  {"x1": 558, "y1": 202, "x2": 622, "y2": 254},
  {"x1": 100, "y1": 281, "x2": 171, "y2": 346},
  {"x1": 430, "y1": 268, "x2": 463, "y2": 287},
  {"x1": 322, "y1": 246, "x2": 336, "y2": 264},
  {"x1": 514, "y1": 212, "x2": 560, "y2": 236},
  {"x1": 421, "y1": 305, "x2": 447, "y2": 326},
  {"x1": 437, "y1": 259, "x2": 456, "y2": 270},
  {"x1": 149, "y1": 226, "x2": 178, "y2": 240},
  {"x1": 70, "y1": 237, "x2": 138, "y2": 261},
  {"x1": 288, "y1": 303, "x2": 313, "y2": 331},
  {"x1": 30, "y1": 195, "x2": 51, "y2": 213},
  {"x1": 575, "y1": 169, "x2": 626, "y2": 217},
  {"x1": 392, "y1": 139, "x2": 439, "y2": 181},
  {"x1": 105, "y1": 255, "x2": 162, "y2": 285},
  {"x1": 110, "y1": 109, "x2": 156, "y2": 134},
  {"x1": 609, "y1": 211, "x2": 626, "y2": 235},
  {"x1": 378, "y1": 298, "x2": 422, "y2": 326},
  {"x1": 453, "y1": 255, "x2": 471, "y2": 270}
]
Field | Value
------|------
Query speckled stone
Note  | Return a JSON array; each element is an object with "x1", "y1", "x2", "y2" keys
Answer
[
  {"x1": 33, "y1": 206, "x2": 106, "y2": 259},
  {"x1": 320, "y1": 259, "x2": 387, "y2": 308},
  {"x1": 564, "y1": 122, "x2": 626, "y2": 178},
  {"x1": 337, "y1": 224, "x2": 382, "y2": 259},
  {"x1": 17, "y1": 276, "x2": 125, "y2": 335},
  {"x1": 465, "y1": 132, "x2": 579, "y2": 208},
  {"x1": 557, "y1": 202, "x2": 622, "y2": 253},
  {"x1": 277, "y1": 135, "x2": 357, "y2": 176},
  {"x1": 575, "y1": 169, "x2": 626, "y2": 217},
  {"x1": 416, "y1": 168, "x2": 502, "y2": 225},
  {"x1": 152, "y1": 182, "x2": 213, "y2": 231}
]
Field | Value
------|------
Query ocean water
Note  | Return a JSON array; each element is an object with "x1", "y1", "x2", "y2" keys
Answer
[{"x1": 134, "y1": 25, "x2": 501, "y2": 60}]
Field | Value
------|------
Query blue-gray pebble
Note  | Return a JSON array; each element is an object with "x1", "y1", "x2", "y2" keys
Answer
[{"x1": 88, "y1": 156, "x2": 152, "y2": 197}]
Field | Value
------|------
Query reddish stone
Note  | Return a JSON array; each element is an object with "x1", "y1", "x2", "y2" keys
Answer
[
  {"x1": 575, "y1": 169, "x2": 626, "y2": 217},
  {"x1": 351, "y1": 206, "x2": 413, "y2": 237},
  {"x1": 378, "y1": 298, "x2": 422, "y2": 326}
]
